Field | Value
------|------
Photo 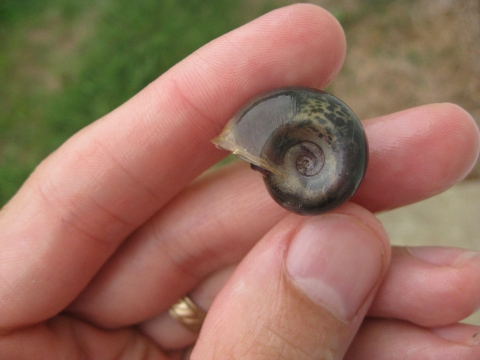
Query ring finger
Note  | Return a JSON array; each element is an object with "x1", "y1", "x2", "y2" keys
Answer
[
  {"x1": 141, "y1": 245, "x2": 480, "y2": 352},
  {"x1": 141, "y1": 265, "x2": 236, "y2": 350}
]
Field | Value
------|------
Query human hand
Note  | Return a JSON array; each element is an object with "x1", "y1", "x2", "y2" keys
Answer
[{"x1": 1, "y1": 4, "x2": 479, "y2": 359}]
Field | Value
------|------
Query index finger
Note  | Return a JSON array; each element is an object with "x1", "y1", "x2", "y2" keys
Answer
[{"x1": 0, "y1": 4, "x2": 346, "y2": 329}]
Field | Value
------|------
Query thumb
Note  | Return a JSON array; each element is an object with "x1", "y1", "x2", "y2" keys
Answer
[{"x1": 192, "y1": 203, "x2": 390, "y2": 360}]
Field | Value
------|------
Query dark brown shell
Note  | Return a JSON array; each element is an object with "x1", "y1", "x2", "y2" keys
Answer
[{"x1": 212, "y1": 87, "x2": 368, "y2": 215}]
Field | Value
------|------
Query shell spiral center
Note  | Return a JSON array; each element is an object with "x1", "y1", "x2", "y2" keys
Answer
[{"x1": 285, "y1": 141, "x2": 325, "y2": 177}]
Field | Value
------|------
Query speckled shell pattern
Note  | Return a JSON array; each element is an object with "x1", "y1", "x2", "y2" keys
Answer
[{"x1": 212, "y1": 87, "x2": 368, "y2": 215}]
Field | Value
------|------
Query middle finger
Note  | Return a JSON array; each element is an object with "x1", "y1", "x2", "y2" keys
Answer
[{"x1": 70, "y1": 103, "x2": 479, "y2": 328}]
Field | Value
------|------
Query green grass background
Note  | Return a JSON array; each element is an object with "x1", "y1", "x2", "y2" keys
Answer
[
  {"x1": 0, "y1": 0, "x2": 412, "y2": 206},
  {"x1": 0, "y1": 0, "x2": 281, "y2": 206}
]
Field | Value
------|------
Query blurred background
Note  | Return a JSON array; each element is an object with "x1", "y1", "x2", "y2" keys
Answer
[{"x1": 1, "y1": 0, "x2": 479, "y2": 323}]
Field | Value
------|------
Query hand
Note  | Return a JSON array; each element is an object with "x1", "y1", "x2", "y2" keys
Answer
[{"x1": 1, "y1": 4, "x2": 479, "y2": 359}]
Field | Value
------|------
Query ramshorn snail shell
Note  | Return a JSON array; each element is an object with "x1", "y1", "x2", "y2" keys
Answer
[{"x1": 212, "y1": 87, "x2": 368, "y2": 215}]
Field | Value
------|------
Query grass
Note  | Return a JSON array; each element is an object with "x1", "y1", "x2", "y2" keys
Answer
[
  {"x1": 0, "y1": 0, "x2": 277, "y2": 206},
  {"x1": 3, "y1": 0, "x2": 475, "y2": 206}
]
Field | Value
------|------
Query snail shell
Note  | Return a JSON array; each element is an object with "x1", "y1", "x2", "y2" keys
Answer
[{"x1": 212, "y1": 87, "x2": 368, "y2": 215}]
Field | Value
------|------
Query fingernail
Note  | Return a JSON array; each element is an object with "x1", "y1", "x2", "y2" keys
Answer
[
  {"x1": 407, "y1": 246, "x2": 480, "y2": 268},
  {"x1": 286, "y1": 214, "x2": 385, "y2": 321},
  {"x1": 473, "y1": 333, "x2": 480, "y2": 346},
  {"x1": 433, "y1": 325, "x2": 480, "y2": 346}
]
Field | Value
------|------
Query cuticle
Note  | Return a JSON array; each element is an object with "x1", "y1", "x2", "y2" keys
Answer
[{"x1": 406, "y1": 246, "x2": 480, "y2": 269}]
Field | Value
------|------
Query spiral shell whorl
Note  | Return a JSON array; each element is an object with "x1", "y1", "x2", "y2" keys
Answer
[{"x1": 212, "y1": 87, "x2": 368, "y2": 215}]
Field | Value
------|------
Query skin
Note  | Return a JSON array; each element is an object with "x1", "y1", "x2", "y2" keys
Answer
[{"x1": 0, "y1": 4, "x2": 479, "y2": 359}]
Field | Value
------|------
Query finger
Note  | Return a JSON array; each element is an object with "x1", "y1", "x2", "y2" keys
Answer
[
  {"x1": 0, "y1": 4, "x2": 346, "y2": 329},
  {"x1": 368, "y1": 246, "x2": 480, "y2": 327},
  {"x1": 344, "y1": 319, "x2": 480, "y2": 360},
  {"x1": 72, "y1": 103, "x2": 479, "y2": 328},
  {"x1": 0, "y1": 315, "x2": 167, "y2": 359},
  {"x1": 192, "y1": 203, "x2": 390, "y2": 359},
  {"x1": 142, "y1": 246, "x2": 480, "y2": 351},
  {"x1": 70, "y1": 161, "x2": 286, "y2": 327},
  {"x1": 139, "y1": 246, "x2": 480, "y2": 351},
  {"x1": 353, "y1": 103, "x2": 480, "y2": 212}
]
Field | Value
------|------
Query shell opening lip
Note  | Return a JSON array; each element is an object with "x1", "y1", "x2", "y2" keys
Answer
[
  {"x1": 250, "y1": 164, "x2": 271, "y2": 177},
  {"x1": 211, "y1": 135, "x2": 283, "y2": 177},
  {"x1": 234, "y1": 152, "x2": 282, "y2": 177}
]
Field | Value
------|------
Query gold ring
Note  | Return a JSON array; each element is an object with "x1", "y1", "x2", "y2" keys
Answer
[{"x1": 169, "y1": 296, "x2": 207, "y2": 333}]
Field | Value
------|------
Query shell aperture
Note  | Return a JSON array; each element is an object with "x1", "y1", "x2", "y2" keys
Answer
[{"x1": 212, "y1": 87, "x2": 368, "y2": 215}]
